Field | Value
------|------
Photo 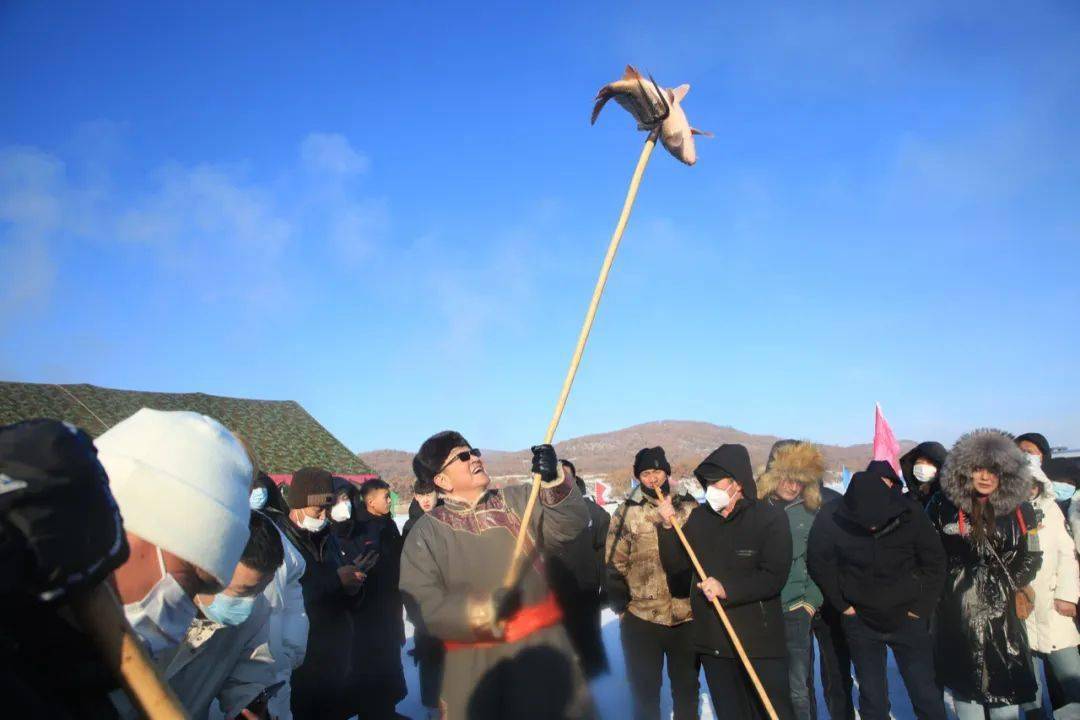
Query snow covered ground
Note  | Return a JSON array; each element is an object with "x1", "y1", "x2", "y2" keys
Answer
[{"x1": 392, "y1": 606, "x2": 931, "y2": 719}]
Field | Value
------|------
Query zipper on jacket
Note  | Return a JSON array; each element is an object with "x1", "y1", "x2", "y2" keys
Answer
[{"x1": 760, "y1": 601, "x2": 767, "y2": 628}]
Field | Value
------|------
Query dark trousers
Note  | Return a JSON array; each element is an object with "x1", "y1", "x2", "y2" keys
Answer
[
  {"x1": 563, "y1": 591, "x2": 609, "y2": 678},
  {"x1": 784, "y1": 609, "x2": 816, "y2": 720},
  {"x1": 620, "y1": 612, "x2": 700, "y2": 720},
  {"x1": 702, "y1": 654, "x2": 796, "y2": 720},
  {"x1": 414, "y1": 633, "x2": 445, "y2": 709},
  {"x1": 841, "y1": 613, "x2": 946, "y2": 720},
  {"x1": 812, "y1": 604, "x2": 856, "y2": 720}
]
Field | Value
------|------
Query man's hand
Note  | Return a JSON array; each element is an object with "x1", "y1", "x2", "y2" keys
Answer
[
  {"x1": 531, "y1": 444, "x2": 559, "y2": 482},
  {"x1": 1055, "y1": 599, "x2": 1077, "y2": 618},
  {"x1": 337, "y1": 565, "x2": 366, "y2": 594},
  {"x1": 842, "y1": 606, "x2": 856, "y2": 616},
  {"x1": 698, "y1": 577, "x2": 726, "y2": 602},
  {"x1": 906, "y1": 611, "x2": 920, "y2": 619},
  {"x1": 657, "y1": 496, "x2": 676, "y2": 528},
  {"x1": 492, "y1": 586, "x2": 523, "y2": 622},
  {"x1": 237, "y1": 696, "x2": 269, "y2": 719}
]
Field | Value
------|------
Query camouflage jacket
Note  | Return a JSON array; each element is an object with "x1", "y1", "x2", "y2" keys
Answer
[{"x1": 605, "y1": 486, "x2": 696, "y2": 626}]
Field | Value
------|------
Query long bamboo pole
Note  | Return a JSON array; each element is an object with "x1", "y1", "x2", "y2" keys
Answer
[
  {"x1": 502, "y1": 130, "x2": 659, "y2": 588},
  {"x1": 71, "y1": 582, "x2": 189, "y2": 719},
  {"x1": 656, "y1": 487, "x2": 779, "y2": 720}
]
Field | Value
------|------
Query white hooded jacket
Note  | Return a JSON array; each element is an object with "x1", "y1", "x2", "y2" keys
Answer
[
  {"x1": 263, "y1": 516, "x2": 309, "y2": 719},
  {"x1": 1025, "y1": 472, "x2": 1080, "y2": 653}
]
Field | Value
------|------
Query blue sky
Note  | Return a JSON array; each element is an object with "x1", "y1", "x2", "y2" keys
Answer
[{"x1": 2, "y1": 1, "x2": 1078, "y2": 454}]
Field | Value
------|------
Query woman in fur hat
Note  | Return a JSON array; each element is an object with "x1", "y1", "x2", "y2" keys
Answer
[
  {"x1": 927, "y1": 429, "x2": 1042, "y2": 719},
  {"x1": 757, "y1": 441, "x2": 826, "y2": 720}
]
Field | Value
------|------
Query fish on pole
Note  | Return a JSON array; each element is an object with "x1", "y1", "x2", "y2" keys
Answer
[
  {"x1": 502, "y1": 65, "x2": 711, "y2": 589},
  {"x1": 655, "y1": 486, "x2": 780, "y2": 720}
]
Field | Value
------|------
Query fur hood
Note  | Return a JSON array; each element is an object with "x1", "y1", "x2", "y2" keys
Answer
[
  {"x1": 757, "y1": 441, "x2": 825, "y2": 512},
  {"x1": 939, "y1": 428, "x2": 1032, "y2": 515}
]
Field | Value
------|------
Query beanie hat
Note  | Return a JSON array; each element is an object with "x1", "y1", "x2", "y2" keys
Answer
[
  {"x1": 634, "y1": 446, "x2": 671, "y2": 478},
  {"x1": 413, "y1": 430, "x2": 470, "y2": 485},
  {"x1": 289, "y1": 467, "x2": 336, "y2": 509},
  {"x1": 1016, "y1": 432, "x2": 1052, "y2": 464},
  {"x1": 412, "y1": 477, "x2": 438, "y2": 495},
  {"x1": 95, "y1": 408, "x2": 252, "y2": 586}
]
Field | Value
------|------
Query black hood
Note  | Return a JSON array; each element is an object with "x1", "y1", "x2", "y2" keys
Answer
[
  {"x1": 694, "y1": 444, "x2": 756, "y2": 499},
  {"x1": 838, "y1": 470, "x2": 907, "y2": 531},
  {"x1": 408, "y1": 497, "x2": 424, "y2": 521},
  {"x1": 899, "y1": 441, "x2": 947, "y2": 492}
]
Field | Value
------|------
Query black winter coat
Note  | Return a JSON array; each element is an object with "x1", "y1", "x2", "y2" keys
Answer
[
  {"x1": 806, "y1": 488, "x2": 946, "y2": 633},
  {"x1": 926, "y1": 493, "x2": 1041, "y2": 706},
  {"x1": 402, "y1": 498, "x2": 425, "y2": 540},
  {"x1": 272, "y1": 515, "x2": 354, "y2": 701},
  {"x1": 334, "y1": 505, "x2": 406, "y2": 706},
  {"x1": 658, "y1": 498, "x2": 792, "y2": 659}
]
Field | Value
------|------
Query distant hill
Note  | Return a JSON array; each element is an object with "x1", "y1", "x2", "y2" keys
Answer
[{"x1": 360, "y1": 420, "x2": 914, "y2": 497}]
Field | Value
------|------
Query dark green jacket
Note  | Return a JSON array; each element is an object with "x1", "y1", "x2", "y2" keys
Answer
[{"x1": 771, "y1": 496, "x2": 824, "y2": 611}]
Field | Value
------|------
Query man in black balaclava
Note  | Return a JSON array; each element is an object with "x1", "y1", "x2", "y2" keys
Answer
[{"x1": 807, "y1": 461, "x2": 947, "y2": 720}]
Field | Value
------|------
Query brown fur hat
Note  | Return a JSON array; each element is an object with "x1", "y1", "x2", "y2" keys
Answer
[{"x1": 756, "y1": 441, "x2": 825, "y2": 512}]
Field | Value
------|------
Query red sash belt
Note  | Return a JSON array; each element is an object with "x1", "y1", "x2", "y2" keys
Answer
[{"x1": 445, "y1": 592, "x2": 563, "y2": 651}]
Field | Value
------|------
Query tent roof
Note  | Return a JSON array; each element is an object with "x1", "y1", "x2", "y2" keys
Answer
[{"x1": 0, "y1": 381, "x2": 373, "y2": 476}]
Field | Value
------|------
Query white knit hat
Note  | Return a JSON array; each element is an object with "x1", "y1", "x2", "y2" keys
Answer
[{"x1": 96, "y1": 408, "x2": 253, "y2": 585}]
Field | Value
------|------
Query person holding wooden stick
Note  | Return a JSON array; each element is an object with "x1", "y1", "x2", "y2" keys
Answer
[
  {"x1": 605, "y1": 446, "x2": 700, "y2": 720},
  {"x1": 399, "y1": 431, "x2": 594, "y2": 719},
  {"x1": 656, "y1": 443, "x2": 796, "y2": 720}
]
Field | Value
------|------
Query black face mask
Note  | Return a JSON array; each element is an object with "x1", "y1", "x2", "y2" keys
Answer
[{"x1": 640, "y1": 480, "x2": 671, "y2": 500}]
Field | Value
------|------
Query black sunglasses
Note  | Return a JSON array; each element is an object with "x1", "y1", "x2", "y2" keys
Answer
[{"x1": 439, "y1": 447, "x2": 482, "y2": 473}]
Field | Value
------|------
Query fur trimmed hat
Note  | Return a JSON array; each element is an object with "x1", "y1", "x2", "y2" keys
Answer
[
  {"x1": 413, "y1": 430, "x2": 470, "y2": 485},
  {"x1": 939, "y1": 428, "x2": 1032, "y2": 515},
  {"x1": 757, "y1": 440, "x2": 825, "y2": 512}
]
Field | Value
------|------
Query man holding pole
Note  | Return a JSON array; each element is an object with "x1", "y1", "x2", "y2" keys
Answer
[
  {"x1": 657, "y1": 444, "x2": 795, "y2": 720},
  {"x1": 399, "y1": 431, "x2": 594, "y2": 719},
  {"x1": 606, "y1": 446, "x2": 700, "y2": 720}
]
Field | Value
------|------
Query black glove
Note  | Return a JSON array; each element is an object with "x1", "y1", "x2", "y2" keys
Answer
[
  {"x1": 531, "y1": 444, "x2": 559, "y2": 482},
  {"x1": 492, "y1": 586, "x2": 523, "y2": 622}
]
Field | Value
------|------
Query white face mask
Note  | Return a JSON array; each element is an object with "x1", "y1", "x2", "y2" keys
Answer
[
  {"x1": 705, "y1": 485, "x2": 732, "y2": 512},
  {"x1": 298, "y1": 512, "x2": 329, "y2": 533},
  {"x1": 1026, "y1": 452, "x2": 1043, "y2": 469},
  {"x1": 123, "y1": 547, "x2": 198, "y2": 659},
  {"x1": 330, "y1": 500, "x2": 352, "y2": 523},
  {"x1": 912, "y1": 464, "x2": 938, "y2": 483}
]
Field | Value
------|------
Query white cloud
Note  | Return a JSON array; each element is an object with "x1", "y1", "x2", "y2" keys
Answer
[
  {"x1": 1, "y1": 130, "x2": 388, "y2": 314},
  {"x1": 0, "y1": 147, "x2": 67, "y2": 320},
  {"x1": 300, "y1": 132, "x2": 370, "y2": 177}
]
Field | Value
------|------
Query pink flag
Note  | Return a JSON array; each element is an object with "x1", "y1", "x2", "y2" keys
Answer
[
  {"x1": 872, "y1": 403, "x2": 901, "y2": 476},
  {"x1": 594, "y1": 479, "x2": 610, "y2": 506}
]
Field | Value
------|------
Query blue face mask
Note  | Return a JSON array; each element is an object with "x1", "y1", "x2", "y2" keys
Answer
[
  {"x1": 1053, "y1": 482, "x2": 1076, "y2": 503},
  {"x1": 249, "y1": 487, "x2": 269, "y2": 510},
  {"x1": 200, "y1": 593, "x2": 256, "y2": 626}
]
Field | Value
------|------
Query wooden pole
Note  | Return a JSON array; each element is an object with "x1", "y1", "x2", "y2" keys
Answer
[
  {"x1": 656, "y1": 487, "x2": 780, "y2": 720},
  {"x1": 503, "y1": 130, "x2": 659, "y2": 588},
  {"x1": 71, "y1": 582, "x2": 189, "y2": 719}
]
